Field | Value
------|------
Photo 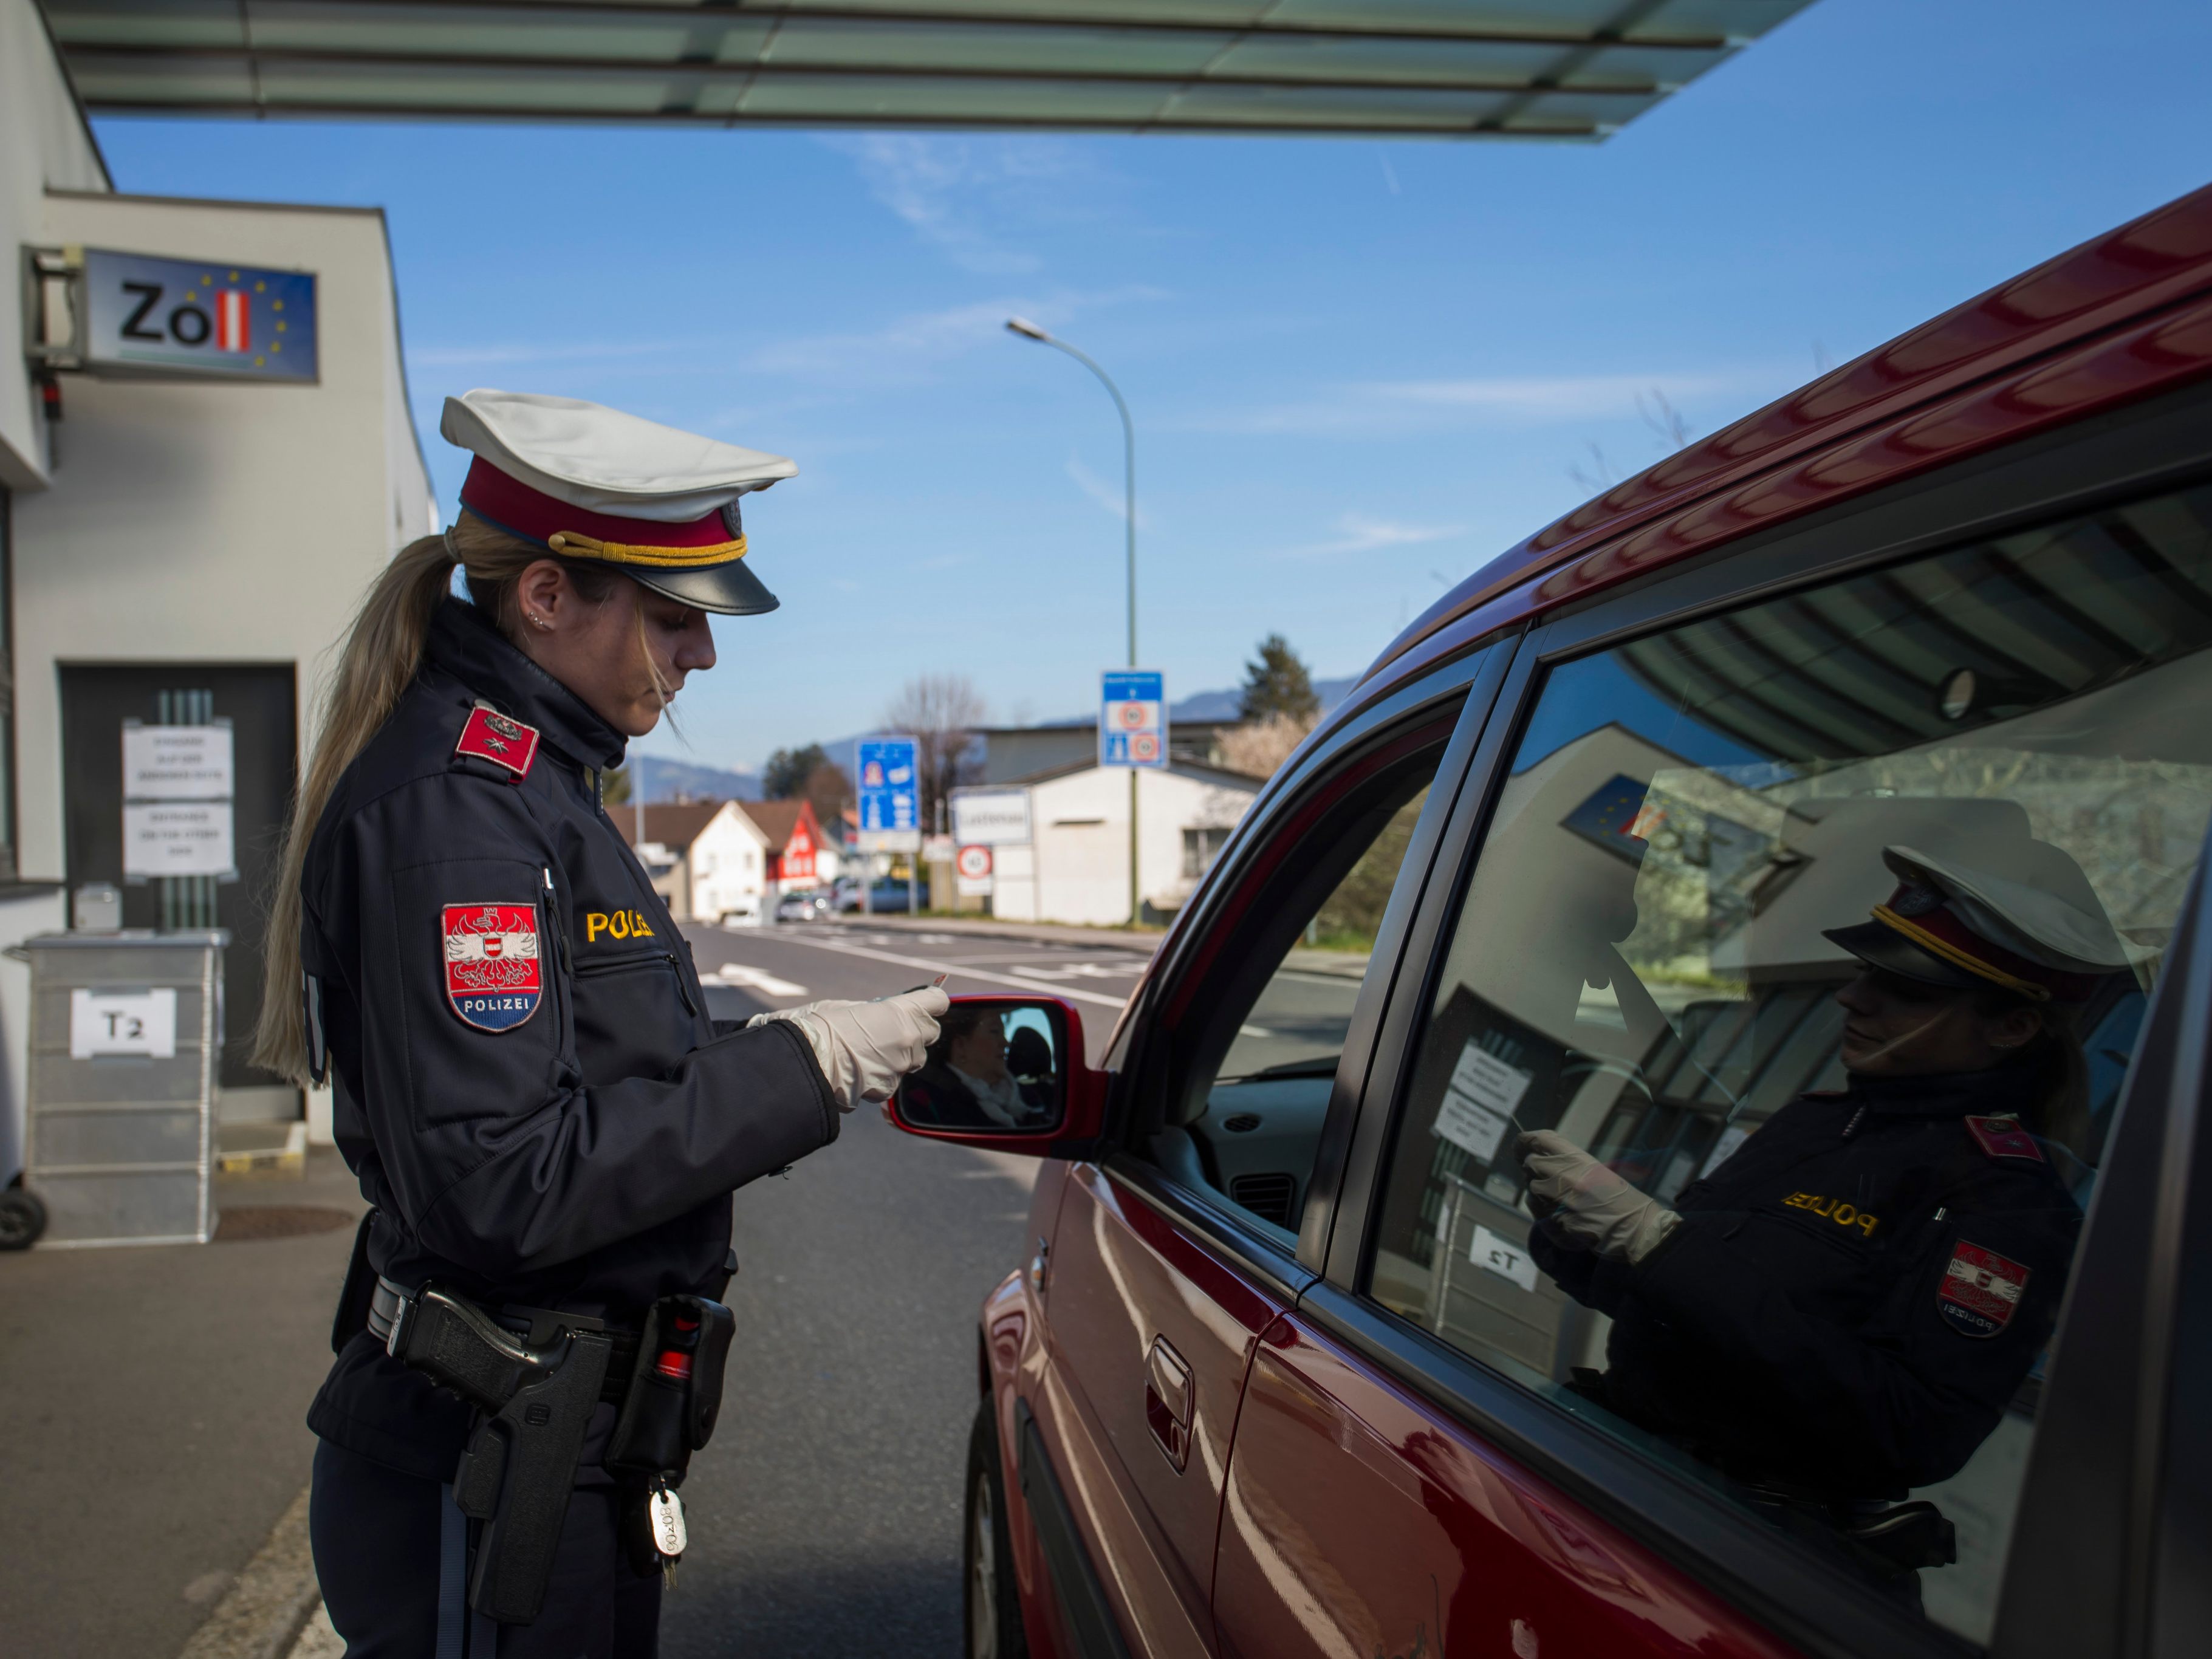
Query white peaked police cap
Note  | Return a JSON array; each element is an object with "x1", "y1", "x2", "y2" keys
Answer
[{"x1": 442, "y1": 389, "x2": 798, "y2": 615}]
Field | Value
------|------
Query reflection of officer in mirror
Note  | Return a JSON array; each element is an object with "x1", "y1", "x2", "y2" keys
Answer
[
  {"x1": 1516, "y1": 844, "x2": 2130, "y2": 1601},
  {"x1": 255, "y1": 391, "x2": 945, "y2": 1655}
]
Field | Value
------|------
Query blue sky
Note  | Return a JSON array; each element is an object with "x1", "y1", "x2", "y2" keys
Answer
[{"x1": 91, "y1": 0, "x2": 2212, "y2": 775}]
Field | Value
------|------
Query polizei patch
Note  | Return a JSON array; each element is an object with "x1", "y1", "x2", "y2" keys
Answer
[
  {"x1": 1938, "y1": 1241, "x2": 2029, "y2": 1338},
  {"x1": 442, "y1": 903, "x2": 543, "y2": 1031}
]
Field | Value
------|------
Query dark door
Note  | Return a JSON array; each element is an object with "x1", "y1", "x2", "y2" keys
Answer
[{"x1": 60, "y1": 662, "x2": 298, "y2": 1099}]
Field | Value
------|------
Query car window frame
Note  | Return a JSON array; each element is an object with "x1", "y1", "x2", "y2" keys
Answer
[
  {"x1": 1304, "y1": 377, "x2": 2212, "y2": 1659},
  {"x1": 1100, "y1": 638, "x2": 1519, "y2": 1290}
]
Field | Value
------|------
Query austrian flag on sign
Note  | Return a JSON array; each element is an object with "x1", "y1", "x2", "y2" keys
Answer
[
  {"x1": 1937, "y1": 1240, "x2": 2030, "y2": 1338},
  {"x1": 442, "y1": 903, "x2": 543, "y2": 1031}
]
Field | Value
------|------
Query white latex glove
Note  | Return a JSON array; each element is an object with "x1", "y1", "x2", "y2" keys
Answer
[
  {"x1": 1516, "y1": 1130, "x2": 1680, "y2": 1265},
  {"x1": 750, "y1": 986, "x2": 948, "y2": 1112}
]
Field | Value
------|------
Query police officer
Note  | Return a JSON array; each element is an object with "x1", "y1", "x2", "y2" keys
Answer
[
  {"x1": 1516, "y1": 844, "x2": 2131, "y2": 1601},
  {"x1": 253, "y1": 389, "x2": 948, "y2": 1657}
]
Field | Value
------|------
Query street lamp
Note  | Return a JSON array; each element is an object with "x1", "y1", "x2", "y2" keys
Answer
[{"x1": 1005, "y1": 316, "x2": 1142, "y2": 926}]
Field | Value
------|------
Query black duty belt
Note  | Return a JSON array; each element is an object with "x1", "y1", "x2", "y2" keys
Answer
[{"x1": 369, "y1": 1275, "x2": 641, "y2": 1406}]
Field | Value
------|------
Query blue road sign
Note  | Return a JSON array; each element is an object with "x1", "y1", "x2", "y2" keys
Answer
[
  {"x1": 83, "y1": 248, "x2": 318, "y2": 382},
  {"x1": 1099, "y1": 671, "x2": 1166, "y2": 768},
  {"x1": 857, "y1": 737, "x2": 921, "y2": 835}
]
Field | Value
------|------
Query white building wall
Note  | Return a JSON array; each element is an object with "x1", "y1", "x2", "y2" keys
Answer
[
  {"x1": 0, "y1": 0, "x2": 108, "y2": 489},
  {"x1": 993, "y1": 767, "x2": 1256, "y2": 926},
  {"x1": 13, "y1": 190, "x2": 433, "y2": 887},
  {"x1": 0, "y1": 5, "x2": 433, "y2": 1159},
  {"x1": 688, "y1": 806, "x2": 769, "y2": 922}
]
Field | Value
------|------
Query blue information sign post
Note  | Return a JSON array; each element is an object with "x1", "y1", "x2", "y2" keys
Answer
[
  {"x1": 856, "y1": 737, "x2": 921, "y2": 915},
  {"x1": 1098, "y1": 671, "x2": 1166, "y2": 768}
]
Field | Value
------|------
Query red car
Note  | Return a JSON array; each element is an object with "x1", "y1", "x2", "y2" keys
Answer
[{"x1": 892, "y1": 182, "x2": 2212, "y2": 1659}]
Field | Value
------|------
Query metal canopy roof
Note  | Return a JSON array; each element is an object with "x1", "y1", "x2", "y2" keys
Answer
[{"x1": 39, "y1": 1, "x2": 1815, "y2": 137}]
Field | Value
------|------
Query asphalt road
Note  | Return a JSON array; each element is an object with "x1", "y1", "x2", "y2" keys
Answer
[{"x1": 659, "y1": 920, "x2": 1156, "y2": 1657}]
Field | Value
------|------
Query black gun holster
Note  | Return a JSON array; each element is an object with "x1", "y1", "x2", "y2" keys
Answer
[{"x1": 385, "y1": 1286, "x2": 614, "y2": 1625}]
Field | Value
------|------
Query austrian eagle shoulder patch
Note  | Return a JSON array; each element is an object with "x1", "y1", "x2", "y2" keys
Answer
[
  {"x1": 1938, "y1": 1240, "x2": 2029, "y2": 1338},
  {"x1": 442, "y1": 903, "x2": 543, "y2": 1031},
  {"x1": 455, "y1": 706, "x2": 540, "y2": 779}
]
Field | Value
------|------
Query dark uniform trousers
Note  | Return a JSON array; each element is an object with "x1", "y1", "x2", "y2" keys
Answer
[
  {"x1": 299, "y1": 599, "x2": 841, "y2": 1652},
  {"x1": 1533, "y1": 1061, "x2": 2082, "y2": 1499},
  {"x1": 313, "y1": 1440, "x2": 661, "y2": 1658}
]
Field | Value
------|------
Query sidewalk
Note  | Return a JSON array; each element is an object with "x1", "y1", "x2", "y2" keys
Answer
[
  {"x1": 817, "y1": 914, "x2": 1169, "y2": 951},
  {"x1": 0, "y1": 1148, "x2": 364, "y2": 1657}
]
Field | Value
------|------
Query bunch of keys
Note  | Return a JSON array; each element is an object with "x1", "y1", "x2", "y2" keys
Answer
[{"x1": 649, "y1": 1477, "x2": 687, "y2": 1589}]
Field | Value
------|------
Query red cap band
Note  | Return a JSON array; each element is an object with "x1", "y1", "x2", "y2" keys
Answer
[
  {"x1": 459, "y1": 457, "x2": 736, "y2": 553},
  {"x1": 1874, "y1": 887, "x2": 2103, "y2": 1003}
]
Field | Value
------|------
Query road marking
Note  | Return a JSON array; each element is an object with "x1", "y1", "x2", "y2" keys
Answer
[
  {"x1": 707, "y1": 962, "x2": 809, "y2": 997},
  {"x1": 759, "y1": 931, "x2": 1132, "y2": 1009}
]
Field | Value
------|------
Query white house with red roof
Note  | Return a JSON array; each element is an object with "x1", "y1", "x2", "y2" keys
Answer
[{"x1": 616, "y1": 801, "x2": 771, "y2": 923}]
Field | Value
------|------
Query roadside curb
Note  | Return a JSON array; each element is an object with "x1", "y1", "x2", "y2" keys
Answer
[
  {"x1": 813, "y1": 916, "x2": 1167, "y2": 951},
  {"x1": 177, "y1": 1485, "x2": 319, "y2": 1659}
]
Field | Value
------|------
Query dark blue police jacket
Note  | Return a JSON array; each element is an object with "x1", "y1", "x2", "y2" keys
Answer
[
  {"x1": 304, "y1": 598, "x2": 838, "y2": 1479},
  {"x1": 1533, "y1": 1062, "x2": 2081, "y2": 1499}
]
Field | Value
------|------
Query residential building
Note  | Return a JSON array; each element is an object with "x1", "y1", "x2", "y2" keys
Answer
[
  {"x1": 968, "y1": 759, "x2": 1261, "y2": 926},
  {"x1": 740, "y1": 798, "x2": 840, "y2": 899},
  {"x1": 615, "y1": 801, "x2": 769, "y2": 923}
]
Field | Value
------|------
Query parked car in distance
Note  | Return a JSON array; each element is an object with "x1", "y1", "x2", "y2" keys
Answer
[
  {"x1": 774, "y1": 888, "x2": 830, "y2": 923},
  {"x1": 885, "y1": 183, "x2": 2212, "y2": 1659},
  {"x1": 835, "y1": 876, "x2": 930, "y2": 914}
]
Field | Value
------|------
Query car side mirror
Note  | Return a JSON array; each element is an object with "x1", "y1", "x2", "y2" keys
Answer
[{"x1": 885, "y1": 994, "x2": 1110, "y2": 1157}]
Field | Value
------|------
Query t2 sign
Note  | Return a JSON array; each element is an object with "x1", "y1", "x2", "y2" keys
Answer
[{"x1": 81, "y1": 248, "x2": 319, "y2": 383}]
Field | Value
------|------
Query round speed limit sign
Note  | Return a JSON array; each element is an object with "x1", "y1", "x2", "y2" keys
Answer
[{"x1": 956, "y1": 845, "x2": 993, "y2": 880}]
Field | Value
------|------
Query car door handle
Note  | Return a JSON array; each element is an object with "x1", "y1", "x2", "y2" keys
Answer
[{"x1": 1145, "y1": 1336, "x2": 1193, "y2": 1473}]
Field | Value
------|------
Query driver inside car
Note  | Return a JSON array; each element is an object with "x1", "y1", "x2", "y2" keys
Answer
[
  {"x1": 1516, "y1": 844, "x2": 2130, "y2": 1604},
  {"x1": 903, "y1": 1007, "x2": 1054, "y2": 1130}
]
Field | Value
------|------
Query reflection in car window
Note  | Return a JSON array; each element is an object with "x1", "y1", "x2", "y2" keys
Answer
[
  {"x1": 1366, "y1": 481, "x2": 2212, "y2": 1645},
  {"x1": 1149, "y1": 696, "x2": 1474, "y2": 1240}
]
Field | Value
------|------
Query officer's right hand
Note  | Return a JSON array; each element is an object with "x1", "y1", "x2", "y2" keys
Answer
[
  {"x1": 749, "y1": 987, "x2": 948, "y2": 1112},
  {"x1": 1517, "y1": 1131, "x2": 1680, "y2": 1265}
]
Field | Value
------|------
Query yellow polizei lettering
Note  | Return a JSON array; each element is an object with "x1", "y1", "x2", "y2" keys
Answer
[{"x1": 1781, "y1": 1192, "x2": 1880, "y2": 1236}]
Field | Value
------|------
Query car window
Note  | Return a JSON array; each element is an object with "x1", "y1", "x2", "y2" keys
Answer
[
  {"x1": 1142, "y1": 681, "x2": 1483, "y2": 1245},
  {"x1": 1363, "y1": 479, "x2": 2212, "y2": 1646}
]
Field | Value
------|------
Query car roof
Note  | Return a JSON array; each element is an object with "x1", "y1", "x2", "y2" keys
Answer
[{"x1": 1364, "y1": 180, "x2": 2212, "y2": 694}]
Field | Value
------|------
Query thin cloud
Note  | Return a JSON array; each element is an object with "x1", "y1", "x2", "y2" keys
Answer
[
  {"x1": 747, "y1": 287, "x2": 1163, "y2": 384},
  {"x1": 1065, "y1": 455, "x2": 1151, "y2": 530},
  {"x1": 823, "y1": 134, "x2": 1123, "y2": 275},
  {"x1": 1276, "y1": 514, "x2": 1463, "y2": 561},
  {"x1": 1187, "y1": 369, "x2": 1777, "y2": 437}
]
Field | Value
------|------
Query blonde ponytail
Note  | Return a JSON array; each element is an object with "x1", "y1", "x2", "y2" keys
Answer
[{"x1": 254, "y1": 516, "x2": 564, "y2": 1081}]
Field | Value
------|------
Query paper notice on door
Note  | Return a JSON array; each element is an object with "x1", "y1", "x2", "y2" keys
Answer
[
  {"x1": 122, "y1": 801, "x2": 235, "y2": 878},
  {"x1": 1432, "y1": 1040, "x2": 1533, "y2": 1164},
  {"x1": 1469, "y1": 1224, "x2": 1539, "y2": 1293}
]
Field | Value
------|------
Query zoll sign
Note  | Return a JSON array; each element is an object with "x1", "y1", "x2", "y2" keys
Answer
[{"x1": 75, "y1": 248, "x2": 320, "y2": 382}]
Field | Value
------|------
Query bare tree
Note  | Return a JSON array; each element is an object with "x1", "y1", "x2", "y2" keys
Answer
[
  {"x1": 883, "y1": 672, "x2": 987, "y2": 834},
  {"x1": 1638, "y1": 388, "x2": 1694, "y2": 452}
]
